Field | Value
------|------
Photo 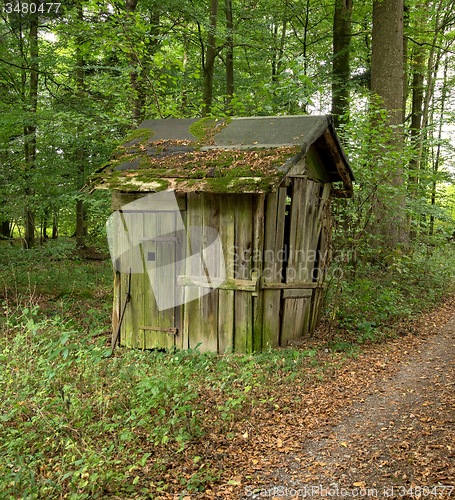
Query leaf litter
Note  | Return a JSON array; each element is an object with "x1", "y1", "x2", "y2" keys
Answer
[{"x1": 158, "y1": 295, "x2": 455, "y2": 499}]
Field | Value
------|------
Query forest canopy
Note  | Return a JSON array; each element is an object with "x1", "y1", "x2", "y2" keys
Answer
[{"x1": 0, "y1": 0, "x2": 454, "y2": 248}]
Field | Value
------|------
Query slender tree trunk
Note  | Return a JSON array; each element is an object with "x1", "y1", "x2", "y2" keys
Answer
[
  {"x1": 421, "y1": 0, "x2": 444, "y2": 132},
  {"x1": 303, "y1": 0, "x2": 310, "y2": 76},
  {"x1": 225, "y1": 0, "x2": 234, "y2": 112},
  {"x1": 371, "y1": 0, "x2": 407, "y2": 248},
  {"x1": 52, "y1": 210, "x2": 58, "y2": 239},
  {"x1": 429, "y1": 55, "x2": 448, "y2": 236},
  {"x1": 202, "y1": 0, "x2": 218, "y2": 116},
  {"x1": 75, "y1": 0, "x2": 87, "y2": 249},
  {"x1": 403, "y1": 2, "x2": 409, "y2": 121},
  {"x1": 24, "y1": 12, "x2": 39, "y2": 249},
  {"x1": 41, "y1": 211, "x2": 48, "y2": 242},
  {"x1": 408, "y1": 44, "x2": 425, "y2": 239},
  {"x1": 271, "y1": 16, "x2": 287, "y2": 83},
  {"x1": 331, "y1": 0, "x2": 353, "y2": 128},
  {"x1": 125, "y1": 0, "x2": 141, "y2": 124}
]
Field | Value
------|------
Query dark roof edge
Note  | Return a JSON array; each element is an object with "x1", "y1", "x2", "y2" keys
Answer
[
  {"x1": 326, "y1": 116, "x2": 355, "y2": 181},
  {"x1": 319, "y1": 117, "x2": 355, "y2": 198}
]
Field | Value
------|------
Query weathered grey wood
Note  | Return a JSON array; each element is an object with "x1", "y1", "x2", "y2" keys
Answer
[
  {"x1": 155, "y1": 211, "x2": 177, "y2": 349},
  {"x1": 200, "y1": 193, "x2": 220, "y2": 353},
  {"x1": 261, "y1": 187, "x2": 287, "y2": 348},
  {"x1": 183, "y1": 193, "x2": 204, "y2": 350},
  {"x1": 117, "y1": 211, "x2": 138, "y2": 347},
  {"x1": 262, "y1": 281, "x2": 327, "y2": 290},
  {"x1": 322, "y1": 129, "x2": 353, "y2": 196},
  {"x1": 140, "y1": 211, "x2": 157, "y2": 349},
  {"x1": 128, "y1": 211, "x2": 144, "y2": 348},
  {"x1": 140, "y1": 212, "x2": 159, "y2": 349},
  {"x1": 309, "y1": 183, "x2": 332, "y2": 332},
  {"x1": 303, "y1": 146, "x2": 331, "y2": 183},
  {"x1": 174, "y1": 212, "x2": 186, "y2": 350},
  {"x1": 283, "y1": 289, "x2": 313, "y2": 299},
  {"x1": 112, "y1": 191, "x2": 187, "y2": 211},
  {"x1": 252, "y1": 194, "x2": 265, "y2": 351},
  {"x1": 234, "y1": 194, "x2": 253, "y2": 353},
  {"x1": 281, "y1": 178, "x2": 320, "y2": 344},
  {"x1": 218, "y1": 195, "x2": 235, "y2": 353},
  {"x1": 177, "y1": 275, "x2": 257, "y2": 291},
  {"x1": 139, "y1": 326, "x2": 177, "y2": 333},
  {"x1": 314, "y1": 183, "x2": 332, "y2": 284},
  {"x1": 309, "y1": 287, "x2": 325, "y2": 333},
  {"x1": 281, "y1": 297, "x2": 312, "y2": 345},
  {"x1": 106, "y1": 115, "x2": 353, "y2": 354},
  {"x1": 112, "y1": 271, "x2": 121, "y2": 346}
]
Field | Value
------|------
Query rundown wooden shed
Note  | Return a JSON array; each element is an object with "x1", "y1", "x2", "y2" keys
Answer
[{"x1": 94, "y1": 115, "x2": 354, "y2": 353}]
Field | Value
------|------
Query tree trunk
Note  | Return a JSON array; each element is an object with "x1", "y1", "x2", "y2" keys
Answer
[
  {"x1": 75, "y1": 0, "x2": 87, "y2": 249},
  {"x1": 429, "y1": 55, "x2": 448, "y2": 236},
  {"x1": 52, "y1": 210, "x2": 58, "y2": 239},
  {"x1": 331, "y1": 0, "x2": 353, "y2": 128},
  {"x1": 24, "y1": 12, "x2": 39, "y2": 249},
  {"x1": 408, "y1": 44, "x2": 425, "y2": 239},
  {"x1": 125, "y1": 0, "x2": 141, "y2": 124},
  {"x1": 371, "y1": 0, "x2": 407, "y2": 248},
  {"x1": 225, "y1": 0, "x2": 234, "y2": 112},
  {"x1": 202, "y1": 0, "x2": 218, "y2": 116}
]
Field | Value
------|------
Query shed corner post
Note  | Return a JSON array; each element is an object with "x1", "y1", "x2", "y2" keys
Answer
[{"x1": 112, "y1": 269, "x2": 121, "y2": 347}]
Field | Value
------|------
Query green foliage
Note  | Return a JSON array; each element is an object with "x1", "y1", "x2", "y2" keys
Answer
[
  {"x1": 0, "y1": 298, "x2": 329, "y2": 497},
  {"x1": 326, "y1": 242, "x2": 455, "y2": 343},
  {"x1": 0, "y1": 239, "x2": 111, "y2": 300},
  {"x1": 0, "y1": 222, "x2": 454, "y2": 497}
]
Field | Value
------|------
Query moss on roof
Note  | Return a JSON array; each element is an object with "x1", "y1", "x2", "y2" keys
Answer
[
  {"x1": 93, "y1": 139, "x2": 300, "y2": 193},
  {"x1": 90, "y1": 115, "x2": 354, "y2": 195}
]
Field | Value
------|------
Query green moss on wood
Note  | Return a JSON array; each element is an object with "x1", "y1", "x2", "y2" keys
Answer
[
  {"x1": 189, "y1": 117, "x2": 232, "y2": 144},
  {"x1": 123, "y1": 127, "x2": 155, "y2": 145}
]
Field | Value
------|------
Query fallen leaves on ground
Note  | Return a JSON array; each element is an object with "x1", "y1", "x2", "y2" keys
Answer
[{"x1": 154, "y1": 295, "x2": 455, "y2": 499}]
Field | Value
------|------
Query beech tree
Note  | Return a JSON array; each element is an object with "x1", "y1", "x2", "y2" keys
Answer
[
  {"x1": 370, "y1": 0, "x2": 407, "y2": 247},
  {"x1": 332, "y1": 0, "x2": 353, "y2": 127}
]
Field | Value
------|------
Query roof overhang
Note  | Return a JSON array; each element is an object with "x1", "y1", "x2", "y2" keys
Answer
[{"x1": 90, "y1": 115, "x2": 354, "y2": 196}]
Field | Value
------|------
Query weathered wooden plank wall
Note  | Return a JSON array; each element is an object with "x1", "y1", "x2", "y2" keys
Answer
[
  {"x1": 120, "y1": 211, "x2": 143, "y2": 348},
  {"x1": 218, "y1": 196, "x2": 235, "y2": 353},
  {"x1": 201, "y1": 193, "x2": 221, "y2": 352},
  {"x1": 142, "y1": 211, "x2": 177, "y2": 350},
  {"x1": 183, "y1": 193, "x2": 207, "y2": 350},
  {"x1": 309, "y1": 183, "x2": 332, "y2": 332},
  {"x1": 141, "y1": 211, "x2": 159, "y2": 349},
  {"x1": 261, "y1": 187, "x2": 287, "y2": 348},
  {"x1": 113, "y1": 176, "x2": 333, "y2": 352},
  {"x1": 116, "y1": 206, "x2": 183, "y2": 349},
  {"x1": 234, "y1": 195, "x2": 254, "y2": 352},
  {"x1": 252, "y1": 194, "x2": 265, "y2": 351},
  {"x1": 280, "y1": 178, "x2": 330, "y2": 345}
]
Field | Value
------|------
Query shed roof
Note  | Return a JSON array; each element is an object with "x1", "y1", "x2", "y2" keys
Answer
[{"x1": 92, "y1": 115, "x2": 354, "y2": 196}]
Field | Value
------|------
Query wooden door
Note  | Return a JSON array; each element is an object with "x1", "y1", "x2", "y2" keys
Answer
[{"x1": 139, "y1": 210, "x2": 181, "y2": 349}]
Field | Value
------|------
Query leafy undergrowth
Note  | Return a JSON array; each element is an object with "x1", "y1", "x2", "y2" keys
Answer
[
  {"x1": 0, "y1": 305, "x2": 347, "y2": 498},
  {"x1": 0, "y1": 240, "x2": 454, "y2": 498},
  {"x1": 321, "y1": 242, "x2": 455, "y2": 348}
]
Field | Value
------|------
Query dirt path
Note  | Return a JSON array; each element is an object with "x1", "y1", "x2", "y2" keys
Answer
[
  {"x1": 250, "y1": 317, "x2": 455, "y2": 498},
  {"x1": 204, "y1": 299, "x2": 455, "y2": 499}
]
